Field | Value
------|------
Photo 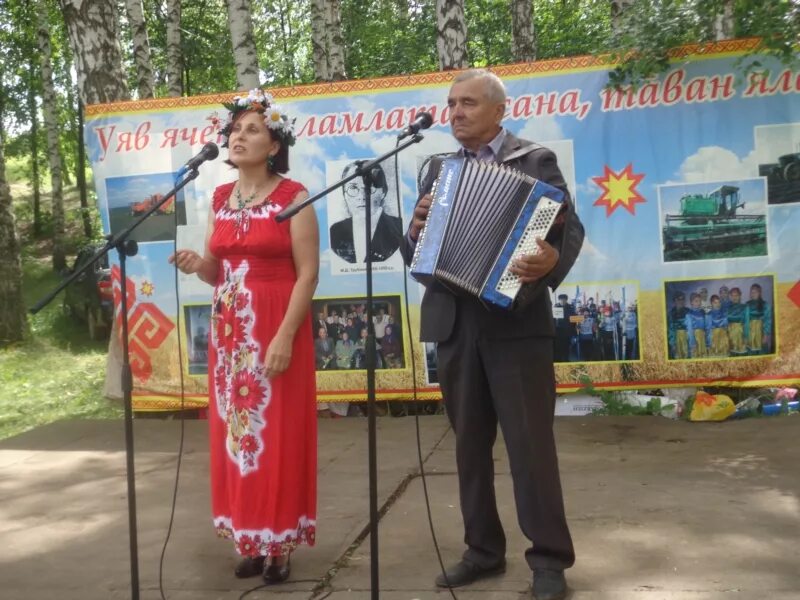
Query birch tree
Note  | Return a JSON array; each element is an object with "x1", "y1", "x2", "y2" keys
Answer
[
  {"x1": 310, "y1": 0, "x2": 346, "y2": 81},
  {"x1": 124, "y1": 0, "x2": 155, "y2": 98},
  {"x1": 227, "y1": 0, "x2": 260, "y2": 89},
  {"x1": 165, "y1": 0, "x2": 183, "y2": 96},
  {"x1": 511, "y1": 0, "x2": 535, "y2": 62},
  {"x1": 609, "y1": 0, "x2": 633, "y2": 33},
  {"x1": 436, "y1": 0, "x2": 468, "y2": 70},
  {"x1": 0, "y1": 139, "x2": 27, "y2": 345},
  {"x1": 59, "y1": 0, "x2": 129, "y2": 105},
  {"x1": 25, "y1": 63, "x2": 44, "y2": 237},
  {"x1": 325, "y1": 0, "x2": 346, "y2": 80},
  {"x1": 310, "y1": 0, "x2": 329, "y2": 80},
  {"x1": 36, "y1": 0, "x2": 66, "y2": 271},
  {"x1": 713, "y1": 0, "x2": 735, "y2": 40}
]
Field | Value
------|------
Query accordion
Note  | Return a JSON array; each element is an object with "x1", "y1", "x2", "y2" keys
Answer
[{"x1": 410, "y1": 157, "x2": 564, "y2": 310}]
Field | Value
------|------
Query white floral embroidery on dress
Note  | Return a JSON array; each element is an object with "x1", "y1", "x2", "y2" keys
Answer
[{"x1": 211, "y1": 259, "x2": 271, "y2": 475}]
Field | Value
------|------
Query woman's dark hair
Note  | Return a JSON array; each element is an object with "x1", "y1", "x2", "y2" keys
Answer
[
  {"x1": 750, "y1": 283, "x2": 765, "y2": 312},
  {"x1": 223, "y1": 110, "x2": 290, "y2": 174}
]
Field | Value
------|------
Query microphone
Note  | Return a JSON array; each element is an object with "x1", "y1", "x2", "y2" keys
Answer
[
  {"x1": 176, "y1": 142, "x2": 219, "y2": 176},
  {"x1": 397, "y1": 111, "x2": 433, "y2": 139}
]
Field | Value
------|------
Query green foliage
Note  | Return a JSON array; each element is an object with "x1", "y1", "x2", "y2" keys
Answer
[
  {"x1": 0, "y1": 258, "x2": 121, "y2": 441},
  {"x1": 579, "y1": 375, "x2": 673, "y2": 416},
  {"x1": 341, "y1": 0, "x2": 437, "y2": 79},
  {"x1": 602, "y1": 0, "x2": 800, "y2": 89},
  {"x1": 535, "y1": 0, "x2": 612, "y2": 60},
  {"x1": 466, "y1": 0, "x2": 513, "y2": 67}
]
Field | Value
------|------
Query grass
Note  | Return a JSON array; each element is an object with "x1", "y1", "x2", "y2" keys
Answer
[{"x1": 0, "y1": 174, "x2": 122, "y2": 441}]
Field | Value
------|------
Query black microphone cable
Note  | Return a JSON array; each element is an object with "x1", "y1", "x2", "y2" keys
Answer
[
  {"x1": 392, "y1": 141, "x2": 459, "y2": 599},
  {"x1": 157, "y1": 174, "x2": 192, "y2": 600}
]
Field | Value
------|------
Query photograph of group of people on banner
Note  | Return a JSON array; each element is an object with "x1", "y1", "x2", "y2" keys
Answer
[
  {"x1": 311, "y1": 296, "x2": 405, "y2": 371},
  {"x1": 665, "y1": 275, "x2": 774, "y2": 360},
  {"x1": 551, "y1": 284, "x2": 639, "y2": 364}
]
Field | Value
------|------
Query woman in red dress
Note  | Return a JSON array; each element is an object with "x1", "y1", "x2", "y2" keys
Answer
[{"x1": 170, "y1": 90, "x2": 318, "y2": 583}]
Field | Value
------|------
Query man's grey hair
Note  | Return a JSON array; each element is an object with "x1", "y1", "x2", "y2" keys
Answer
[{"x1": 452, "y1": 69, "x2": 507, "y2": 104}]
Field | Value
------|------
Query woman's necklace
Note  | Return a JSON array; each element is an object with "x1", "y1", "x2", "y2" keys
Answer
[
  {"x1": 235, "y1": 185, "x2": 260, "y2": 210},
  {"x1": 233, "y1": 179, "x2": 275, "y2": 238}
]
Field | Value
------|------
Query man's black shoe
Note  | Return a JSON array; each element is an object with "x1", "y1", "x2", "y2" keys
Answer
[
  {"x1": 434, "y1": 559, "x2": 506, "y2": 588},
  {"x1": 532, "y1": 568, "x2": 568, "y2": 599}
]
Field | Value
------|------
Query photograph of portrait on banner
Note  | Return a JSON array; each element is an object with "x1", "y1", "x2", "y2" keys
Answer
[
  {"x1": 663, "y1": 275, "x2": 776, "y2": 360},
  {"x1": 550, "y1": 282, "x2": 640, "y2": 363},
  {"x1": 105, "y1": 172, "x2": 187, "y2": 243},
  {"x1": 658, "y1": 178, "x2": 768, "y2": 263},
  {"x1": 183, "y1": 303, "x2": 212, "y2": 375},
  {"x1": 755, "y1": 122, "x2": 800, "y2": 205},
  {"x1": 326, "y1": 158, "x2": 403, "y2": 275},
  {"x1": 311, "y1": 295, "x2": 405, "y2": 371}
]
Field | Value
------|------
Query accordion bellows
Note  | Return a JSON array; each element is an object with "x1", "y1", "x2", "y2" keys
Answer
[{"x1": 410, "y1": 157, "x2": 564, "y2": 310}]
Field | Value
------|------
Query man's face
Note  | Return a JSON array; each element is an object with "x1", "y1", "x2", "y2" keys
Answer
[
  {"x1": 731, "y1": 290, "x2": 741, "y2": 303},
  {"x1": 447, "y1": 78, "x2": 505, "y2": 150},
  {"x1": 675, "y1": 296, "x2": 685, "y2": 309}
]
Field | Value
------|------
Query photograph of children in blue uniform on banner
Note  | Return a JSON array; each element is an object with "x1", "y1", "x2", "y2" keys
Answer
[{"x1": 664, "y1": 275, "x2": 775, "y2": 360}]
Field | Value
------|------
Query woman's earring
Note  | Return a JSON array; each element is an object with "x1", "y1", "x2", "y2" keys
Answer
[{"x1": 267, "y1": 155, "x2": 276, "y2": 171}]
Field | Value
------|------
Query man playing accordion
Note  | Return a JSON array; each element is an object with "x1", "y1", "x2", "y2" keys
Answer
[{"x1": 401, "y1": 69, "x2": 584, "y2": 600}]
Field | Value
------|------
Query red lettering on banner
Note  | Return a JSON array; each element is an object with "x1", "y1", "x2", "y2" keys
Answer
[
  {"x1": 601, "y1": 87, "x2": 633, "y2": 111},
  {"x1": 439, "y1": 106, "x2": 450, "y2": 125},
  {"x1": 559, "y1": 91, "x2": 581, "y2": 116},
  {"x1": 94, "y1": 126, "x2": 116, "y2": 161},
  {"x1": 116, "y1": 131, "x2": 133, "y2": 152},
  {"x1": 708, "y1": 75, "x2": 735, "y2": 100},
  {"x1": 744, "y1": 69, "x2": 800, "y2": 97},
  {"x1": 339, "y1": 113, "x2": 366, "y2": 134},
  {"x1": 408, "y1": 106, "x2": 438, "y2": 126},
  {"x1": 199, "y1": 125, "x2": 215, "y2": 144},
  {"x1": 662, "y1": 70, "x2": 684, "y2": 105},
  {"x1": 134, "y1": 122, "x2": 151, "y2": 150},
  {"x1": 318, "y1": 115, "x2": 338, "y2": 136},
  {"x1": 180, "y1": 127, "x2": 199, "y2": 146},
  {"x1": 296, "y1": 117, "x2": 317, "y2": 138},
  {"x1": 513, "y1": 96, "x2": 533, "y2": 119},
  {"x1": 533, "y1": 93, "x2": 558, "y2": 115},
  {"x1": 161, "y1": 128, "x2": 179, "y2": 148},
  {"x1": 365, "y1": 110, "x2": 385, "y2": 132},
  {"x1": 685, "y1": 77, "x2": 708, "y2": 103},
  {"x1": 386, "y1": 108, "x2": 405, "y2": 131}
]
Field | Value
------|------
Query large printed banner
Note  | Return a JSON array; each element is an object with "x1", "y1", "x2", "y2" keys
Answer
[{"x1": 85, "y1": 39, "x2": 800, "y2": 410}]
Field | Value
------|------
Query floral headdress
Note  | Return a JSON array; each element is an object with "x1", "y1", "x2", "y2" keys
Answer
[{"x1": 218, "y1": 88, "x2": 296, "y2": 148}]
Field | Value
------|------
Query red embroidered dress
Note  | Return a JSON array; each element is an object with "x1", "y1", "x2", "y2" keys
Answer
[{"x1": 208, "y1": 179, "x2": 316, "y2": 558}]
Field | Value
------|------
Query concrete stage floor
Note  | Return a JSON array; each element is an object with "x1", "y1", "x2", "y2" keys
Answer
[{"x1": 1, "y1": 414, "x2": 798, "y2": 599}]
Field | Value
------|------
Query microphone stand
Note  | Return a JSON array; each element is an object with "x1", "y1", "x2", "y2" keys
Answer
[
  {"x1": 277, "y1": 132, "x2": 424, "y2": 599},
  {"x1": 30, "y1": 168, "x2": 201, "y2": 600}
]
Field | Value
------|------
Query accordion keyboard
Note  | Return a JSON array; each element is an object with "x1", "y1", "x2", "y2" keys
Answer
[{"x1": 494, "y1": 195, "x2": 562, "y2": 300}]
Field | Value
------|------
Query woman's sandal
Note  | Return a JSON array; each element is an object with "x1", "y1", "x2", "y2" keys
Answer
[
  {"x1": 262, "y1": 555, "x2": 291, "y2": 584},
  {"x1": 234, "y1": 555, "x2": 266, "y2": 578}
]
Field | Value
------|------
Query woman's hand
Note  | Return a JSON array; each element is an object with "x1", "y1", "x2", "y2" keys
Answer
[
  {"x1": 265, "y1": 331, "x2": 294, "y2": 379},
  {"x1": 169, "y1": 249, "x2": 205, "y2": 275}
]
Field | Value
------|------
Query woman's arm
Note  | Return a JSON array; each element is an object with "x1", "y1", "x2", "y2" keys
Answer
[
  {"x1": 169, "y1": 203, "x2": 219, "y2": 284},
  {"x1": 264, "y1": 191, "x2": 320, "y2": 378}
]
